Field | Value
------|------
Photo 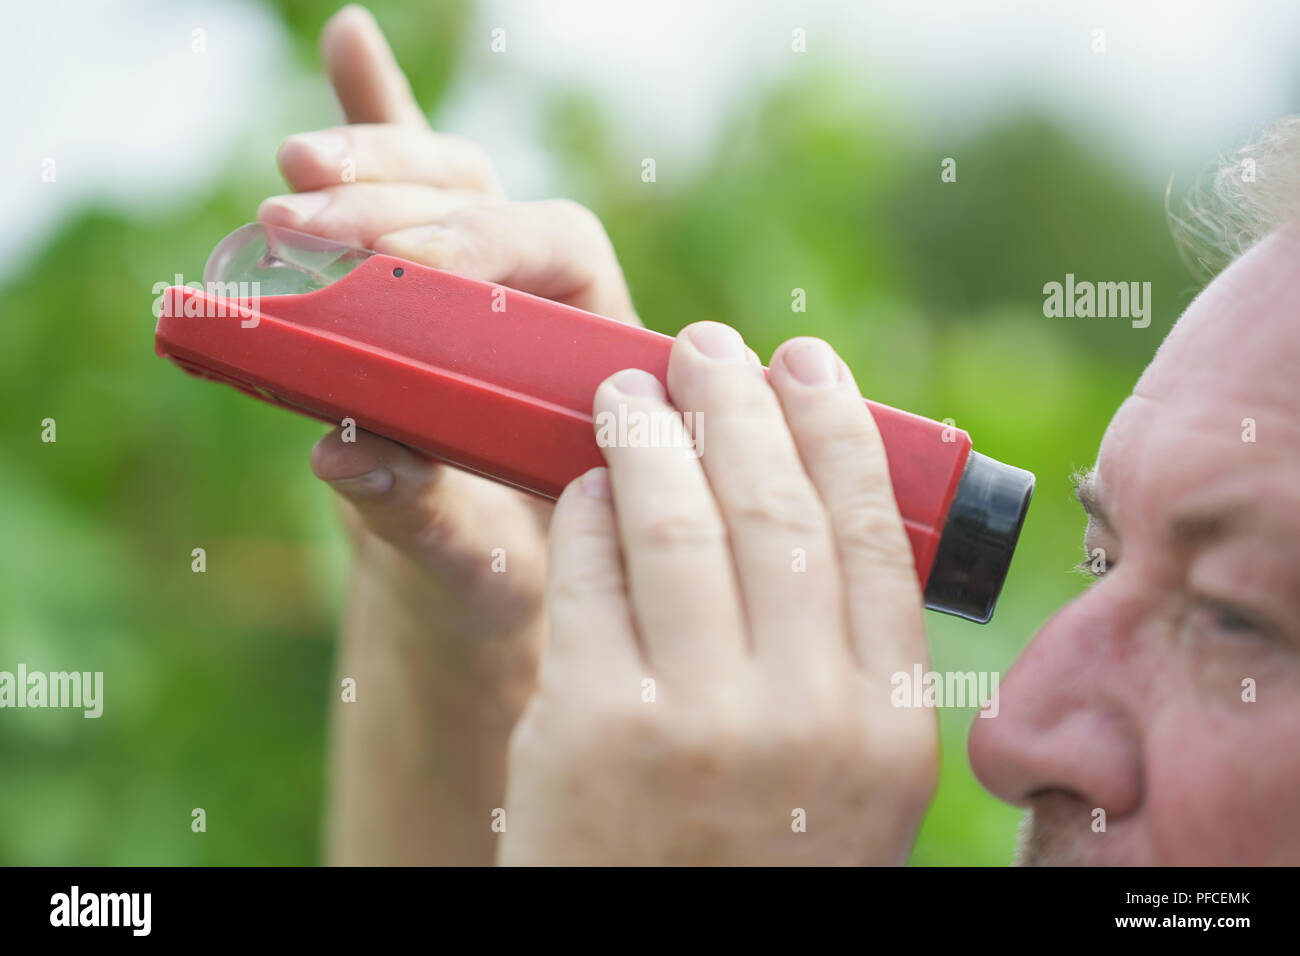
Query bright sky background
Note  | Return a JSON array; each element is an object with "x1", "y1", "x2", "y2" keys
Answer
[{"x1": 4, "y1": 0, "x2": 1300, "y2": 282}]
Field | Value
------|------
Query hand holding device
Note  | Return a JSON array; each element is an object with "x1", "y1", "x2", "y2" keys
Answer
[{"x1": 156, "y1": 222, "x2": 1032, "y2": 622}]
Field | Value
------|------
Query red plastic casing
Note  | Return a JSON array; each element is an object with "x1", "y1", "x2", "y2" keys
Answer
[{"x1": 154, "y1": 254, "x2": 972, "y2": 586}]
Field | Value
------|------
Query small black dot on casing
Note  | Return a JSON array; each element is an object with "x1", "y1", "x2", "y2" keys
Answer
[{"x1": 393, "y1": 267, "x2": 404, "y2": 277}]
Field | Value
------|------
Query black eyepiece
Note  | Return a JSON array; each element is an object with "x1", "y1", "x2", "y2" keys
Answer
[{"x1": 923, "y1": 451, "x2": 1035, "y2": 623}]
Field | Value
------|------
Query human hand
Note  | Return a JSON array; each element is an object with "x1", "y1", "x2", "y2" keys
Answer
[
  {"x1": 500, "y1": 322, "x2": 937, "y2": 865},
  {"x1": 263, "y1": 5, "x2": 638, "y2": 642}
]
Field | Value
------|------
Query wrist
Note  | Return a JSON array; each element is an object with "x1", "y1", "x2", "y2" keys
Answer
[
  {"x1": 342, "y1": 534, "x2": 545, "y2": 697},
  {"x1": 353, "y1": 524, "x2": 545, "y2": 636}
]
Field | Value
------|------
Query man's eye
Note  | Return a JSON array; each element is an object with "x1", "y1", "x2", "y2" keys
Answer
[{"x1": 1193, "y1": 598, "x2": 1270, "y2": 639}]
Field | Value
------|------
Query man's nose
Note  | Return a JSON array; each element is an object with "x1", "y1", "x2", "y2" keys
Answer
[{"x1": 967, "y1": 588, "x2": 1143, "y2": 818}]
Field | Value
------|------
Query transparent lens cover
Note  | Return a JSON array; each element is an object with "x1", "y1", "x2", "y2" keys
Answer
[{"x1": 203, "y1": 223, "x2": 373, "y2": 295}]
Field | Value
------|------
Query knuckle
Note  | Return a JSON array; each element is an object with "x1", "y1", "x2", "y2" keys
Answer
[
  {"x1": 465, "y1": 140, "x2": 497, "y2": 179},
  {"x1": 432, "y1": 209, "x2": 493, "y2": 263},
  {"x1": 677, "y1": 364, "x2": 732, "y2": 409},
  {"x1": 565, "y1": 699, "x2": 670, "y2": 760},
  {"x1": 685, "y1": 362, "x2": 779, "y2": 421},
  {"x1": 648, "y1": 700, "x2": 749, "y2": 779},
  {"x1": 544, "y1": 199, "x2": 617, "y2": 264},
  {"x1": 405, "y1": 489, "x2": 463, "y2": 550},
  {"x1": 630, "y1": 506, "x2": 727, "y2": 552},
  {"x1": 515, "y1": 694, "x2": 635, "y2": 765},
  {"x1": 445, "y1": 201, "x2": 500, "y2": 233},
  {"x1": 546, "y1": 198, "x2": 607, "y2": 238},
  {"x1": 550, "y1": 557, "x2": 624, "y2": 606},
  {"x1": 832, "y1": 501, "x2": 916, "y2": 571},
  {"x1": 724, "y1": 479, "x2": 828, "y2": 538},
  {"x1": 761, "y1": 685, "x2": 853, "y2": 751},
  {"x1": 805, "y1": 410, "x2": 881, "y2": 465},
  {"x1": 441, "y1": 134, "x2": 499, "y2": 191}
]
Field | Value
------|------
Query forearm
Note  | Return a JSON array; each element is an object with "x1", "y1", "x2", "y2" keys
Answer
[
  {"x1": 287, "y1": 5, "x2": 633, "y2": 867},
  {"x1": 324, "y1": 537, "x2": 543, "y2": 865}
]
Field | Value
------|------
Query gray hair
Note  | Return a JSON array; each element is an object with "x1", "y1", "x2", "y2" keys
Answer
[{"x1": 1172, "y1": 116, "x2": 1300, "y2": 278}]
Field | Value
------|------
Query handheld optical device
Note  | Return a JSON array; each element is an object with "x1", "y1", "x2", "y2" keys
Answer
[{"x1": 155, "y1": 223, "x2": 1034, "y2": 622}]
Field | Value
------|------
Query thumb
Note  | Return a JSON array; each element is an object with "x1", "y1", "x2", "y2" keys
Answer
[{"x1": 320, "y1": 5, "x2": 427, "y2": 127}]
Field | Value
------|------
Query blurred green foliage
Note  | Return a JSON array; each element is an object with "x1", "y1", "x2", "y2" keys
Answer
[{"x1": 0, "y1": 3, "x2": 1199, "y2": 864}]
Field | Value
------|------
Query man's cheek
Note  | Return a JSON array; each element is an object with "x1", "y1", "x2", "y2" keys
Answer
[{"x1": 1145, "y1": 711, "x2": 1300, "y2": 864}]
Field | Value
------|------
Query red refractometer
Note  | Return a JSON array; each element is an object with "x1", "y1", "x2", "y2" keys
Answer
[{"x1": 155, "y1": 224, "x2": 1034, "y2": 623}]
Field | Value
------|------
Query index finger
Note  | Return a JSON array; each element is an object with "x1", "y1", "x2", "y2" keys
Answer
[
  {"x1": 766, "y1": 338, "x2": 928, "y2": 679},
  {"x1": 321, "y1": 5, "x2": 428, "y2": 127}
]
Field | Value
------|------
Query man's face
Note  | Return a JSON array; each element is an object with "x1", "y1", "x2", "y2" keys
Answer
[{"x1": 967, "y1": 222, "x2": 1300, "y2": 864}]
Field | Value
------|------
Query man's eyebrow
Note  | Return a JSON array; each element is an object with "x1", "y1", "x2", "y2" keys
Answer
[
  {"x1": 1168, "y1": 504, "x2": 1253, "y2": 549},
  {"x1": 1071, "y1": 468, "x2": 1110, "y2": 528},
  {"x1": 1072, "y1": 469, "x2": 1283, "y2": 550}
]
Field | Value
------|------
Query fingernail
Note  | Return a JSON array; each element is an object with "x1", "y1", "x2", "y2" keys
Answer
[
  {"x1": 580, "y1": 468, "x2": 612, "y2": 499},
  {"x1": 285, "y1": 130, "x2": 348, "y2": 164},
  {"x1": 688, "y1": 323, "x2": 747, "y2": 361},
  {"x1": 327, "y1": 467, "x2": 394, "y2": 497},
  {"x1": 783, "y1": 339, "x2": 840, "y2": 387},
  {"x1": 260, "y1": 191, "x2": 330, "y2": 227},
  {"x1": 610, "y1": 368, "x2": 666, "y2": 399}
]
